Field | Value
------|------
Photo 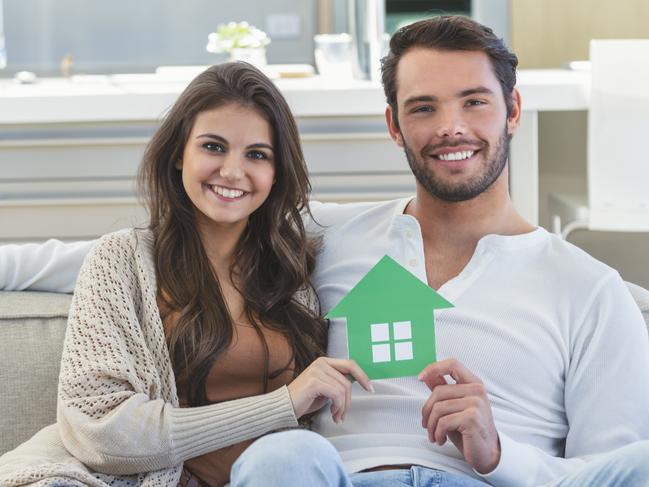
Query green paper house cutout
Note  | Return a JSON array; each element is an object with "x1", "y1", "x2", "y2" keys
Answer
[{"x1": 326, "y1": 255, "x2": 453, "y2": 380}]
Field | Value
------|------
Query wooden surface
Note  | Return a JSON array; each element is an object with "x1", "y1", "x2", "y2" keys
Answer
[{"x1": 511, "y1": 0, "x2": 649, "y2": 68}]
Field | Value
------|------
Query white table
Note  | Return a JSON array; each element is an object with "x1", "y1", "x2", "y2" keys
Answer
[{"x1": 0, "y1": 69, "x2": 590, "y2": 239}]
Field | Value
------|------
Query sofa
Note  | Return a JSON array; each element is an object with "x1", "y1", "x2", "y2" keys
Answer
[{"x1": 2, "y1": 285, "x2": 649, "y2": 457}]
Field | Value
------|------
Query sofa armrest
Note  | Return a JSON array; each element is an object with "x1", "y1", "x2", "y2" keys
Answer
[{"x1": 0, "y1": 291, "x2": 71, "y2": 456}]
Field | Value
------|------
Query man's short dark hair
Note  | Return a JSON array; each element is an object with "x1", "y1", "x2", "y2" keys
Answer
[{"x1": 381, "y1": 15, "x2": 519, "y2": 126}]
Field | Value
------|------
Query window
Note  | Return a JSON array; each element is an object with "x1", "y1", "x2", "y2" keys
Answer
[{"x1": 370, "y1": 320, "x2": 413, "y2": 363}]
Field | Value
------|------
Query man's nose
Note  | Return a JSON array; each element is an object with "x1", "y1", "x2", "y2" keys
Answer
[
  {"x1": 435, "y1": 107, "x2": 467, "y2": 138},
  {"x1": 219, "y1": 155, "x2": 244, "y2": 180}
]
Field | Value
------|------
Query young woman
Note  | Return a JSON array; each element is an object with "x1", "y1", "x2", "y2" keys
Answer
[{"x1": 0, "y1": 62, "x2": 371, "y2": 487}]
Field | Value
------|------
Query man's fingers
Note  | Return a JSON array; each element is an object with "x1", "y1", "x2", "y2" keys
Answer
[
  {"x1": 421, "y1": 383, "x2": 488, "y2": 424},
  {"x1": 420, "y1": 373, "x2": 447, "y2": 391},
  {"x1": 422, "y1": 384, "x2": 460, "y2": 427},
  {"x1": 424, "y1": 397, "x2": 477, "y2": 443},
  {"x1": 433, "y1": 410, "x2": 474, "y2": 446},
  {"x1": 419, "y1": 358, "x2": 482, "y2": 388}
]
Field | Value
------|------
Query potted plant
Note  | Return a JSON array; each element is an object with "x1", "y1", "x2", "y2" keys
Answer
[{"x1": 206, "y1": 21, "x2": 271, "y2": 66}]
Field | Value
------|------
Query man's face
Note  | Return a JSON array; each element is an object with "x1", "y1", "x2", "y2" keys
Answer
[{"x1": 386, "y1": 48, "x2": 520, "y2": 202}]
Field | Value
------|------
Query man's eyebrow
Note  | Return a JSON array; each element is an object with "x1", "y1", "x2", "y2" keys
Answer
[
  {"x1": 403, "y1": 95, "x2": 438, "y2": 107},
  {"x1": 457, "y1": 87, "x2": 495, "y2": 97},
  {"x1": 402, "y1": 87, "x2": 494, "y2": 106}
]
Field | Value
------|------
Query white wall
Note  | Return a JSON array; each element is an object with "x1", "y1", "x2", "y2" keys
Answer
[
  {"x1": 512, "y1": 0, "x2": 649, "y2": 289},
  {"x1": 2, "y1": 0, "x2": 317, "y2": 76},
  {"x1": 537, "y1": 112, "x2": 649, "y2": 289}
]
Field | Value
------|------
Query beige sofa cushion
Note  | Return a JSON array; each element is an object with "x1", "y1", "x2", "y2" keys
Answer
[{"x1": 0, "y1": 291, "x2": 71, "y2": 456}]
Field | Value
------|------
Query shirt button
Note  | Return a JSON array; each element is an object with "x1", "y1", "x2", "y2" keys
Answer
[{"x1": 409, "y1": 259, "x2": 418, "y2": 267}]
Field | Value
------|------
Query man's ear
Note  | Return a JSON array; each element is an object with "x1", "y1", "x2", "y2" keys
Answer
[
  {"x1": 507, "y1": 88, "x2": 522, "y2": 136},
  {"x1": 385, "y1": 105, "x2": 404, "y2": 148},
  {"x1": 174, "y1": 159, "x2": 183, "y2": 170}
]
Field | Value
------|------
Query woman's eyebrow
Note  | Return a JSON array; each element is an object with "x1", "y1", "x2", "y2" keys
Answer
[
  {"x1": 247, "y1": 143, "x2": 273, "y2": 151},
  {"x1": 196, "y1": 133, "x2": 227, "y2": 142}
]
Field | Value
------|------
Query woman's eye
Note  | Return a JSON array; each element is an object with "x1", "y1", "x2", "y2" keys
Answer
[
  {"x1": 247, "y1": 150, "x2": 268, "y2": 160},
  {"x1": 203, "y1": 142, "x2": 225, "y2": 152}
]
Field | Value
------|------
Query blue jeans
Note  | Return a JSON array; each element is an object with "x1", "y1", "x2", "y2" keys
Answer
[
  {"x1": 350, "y1": 468, "x2": 489, "y2": 487},
  {"x1": 230, "y1": 429, "x2": 350, "y2": 486},
  {"x1": 230, "y1": 430, "x2": 649, "y2": 487}
]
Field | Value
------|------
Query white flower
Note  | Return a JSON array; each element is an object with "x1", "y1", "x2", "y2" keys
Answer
[{"x1": 206, "y1": 21, "x2": 271, "y2": 54}]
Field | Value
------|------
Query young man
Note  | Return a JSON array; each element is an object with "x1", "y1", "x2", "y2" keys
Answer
[
  {"x1": 295, "y1": 16, "x2": 649, "y2": 487},
  {"x1": 2, "y1": 16, "x2": 649, "y2": 487}
]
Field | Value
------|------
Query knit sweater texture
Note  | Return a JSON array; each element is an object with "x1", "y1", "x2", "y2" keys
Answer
[{"x1": 0, "y1": 228, "x2": 309, "y2": 486}]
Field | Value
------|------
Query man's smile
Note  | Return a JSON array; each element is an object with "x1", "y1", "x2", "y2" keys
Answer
[{"x1": 434, "y1": 150, "x2": 475, "y2": 161}]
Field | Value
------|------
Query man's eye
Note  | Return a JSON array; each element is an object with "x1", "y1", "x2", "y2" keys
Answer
[
  {"x1": 413, "y1": 106, "x2": 434, "y2": 113},
  {"x1": 466, "y1": 99, "x2": 486, "y2": 107},
  {"x1": 247, "y1": 150, "x2": 267, "y2": 160},
  {"x1": 203, "y1": 142, "x2": 225, "y2": 152}
]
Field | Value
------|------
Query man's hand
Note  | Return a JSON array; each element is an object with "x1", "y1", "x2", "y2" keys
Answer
[{"x1": 419, "y1": 358, "x2": 500, "y2": 474}]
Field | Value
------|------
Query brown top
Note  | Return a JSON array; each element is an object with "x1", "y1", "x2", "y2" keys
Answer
[
  {"x1": 159, "y1": 298, "x2": 295, "y2": 487},
  {"x1": 183, "y1": 321, "x2": 295, "y2": 486}
]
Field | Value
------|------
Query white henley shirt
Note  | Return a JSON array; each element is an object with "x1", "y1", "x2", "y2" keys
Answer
[{"x1": 307, "y1": 198, "x2": 649, "y2": 487}]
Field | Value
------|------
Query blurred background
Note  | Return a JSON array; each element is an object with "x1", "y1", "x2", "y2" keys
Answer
[{"x1": 1, "y1": 0, "x2": 649, "y2": 287}]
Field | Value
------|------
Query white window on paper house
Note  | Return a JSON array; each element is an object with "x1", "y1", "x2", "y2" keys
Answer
[{"x1": 370, "y1": 321, "x2": 414, "y2": 363}]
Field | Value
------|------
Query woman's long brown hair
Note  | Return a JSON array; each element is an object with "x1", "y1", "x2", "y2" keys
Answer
[{"x1": 138, "y1": 62, "x2": 327, "y2": 406}]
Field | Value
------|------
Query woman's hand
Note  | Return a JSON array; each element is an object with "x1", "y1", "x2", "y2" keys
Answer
[{"x1": 287, "y1": 357, "x2": 373, "y2": 423}]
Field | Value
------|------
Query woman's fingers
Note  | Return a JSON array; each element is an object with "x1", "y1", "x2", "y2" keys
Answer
[
  {"x1": 324, "y1": 358, "x2": 374, "y2": 393},
  {"x1": 315, "y1": 379, "x2": 345, "y2": 422},
  {"x1": 318, "y1": 358, "x2": 369, "y2": 421},
  {"x1": 320, "y1": 366, "x2": 352, "y2": 420},
  {"x1": 288, "y1": 357, "x2": 373, "y2": 422}
]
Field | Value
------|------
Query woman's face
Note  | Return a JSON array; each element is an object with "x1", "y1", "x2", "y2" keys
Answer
[{"x1": 177, "y1": 103, "x2": 276, "y2": 234}]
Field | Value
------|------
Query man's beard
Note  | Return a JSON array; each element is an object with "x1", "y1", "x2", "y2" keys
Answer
[{"x1": 404, "y1": 124, "x2": 510, "y2": 202}]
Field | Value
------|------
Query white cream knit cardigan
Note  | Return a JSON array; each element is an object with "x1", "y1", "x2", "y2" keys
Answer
[{"x1": 0, "y1": 228, "x2": 313, "y2": 487}]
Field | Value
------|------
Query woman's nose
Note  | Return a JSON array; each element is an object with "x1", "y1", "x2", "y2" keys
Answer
[{"x1": 219, "y1": 155, "x2": 244, "y2": 181}]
